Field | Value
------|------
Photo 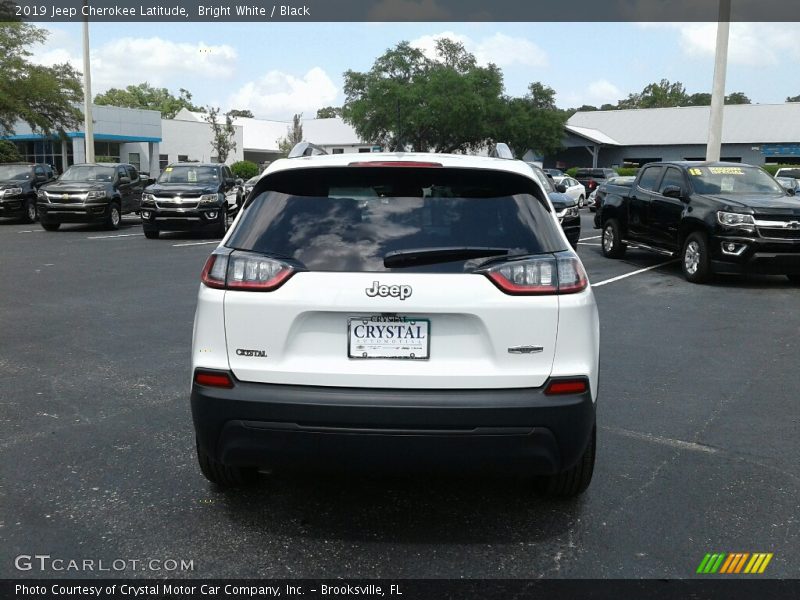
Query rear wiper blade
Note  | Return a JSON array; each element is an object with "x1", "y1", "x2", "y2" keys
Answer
[{"x1": 384, "y1": 246, "x2": 510, "y2": 268}]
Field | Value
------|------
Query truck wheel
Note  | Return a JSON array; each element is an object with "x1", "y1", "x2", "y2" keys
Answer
[
  {"x1": 216, "y1": 208, "x2": 230, "y2": 238},
  {"x1": 41, "y1": 221, "x2": 61, "y2": 231},
  {"x1": 539, "y1": 426, "x2": 595, "y2": 498},
  {"x1": 105, "y1": 203, "x2": 121, "y2": 230},
  {"x1": 196, "y1": 439, "x2": 256, "y2": 487},
  {"x1": 601, "y1": 219, "x2": 626, "y2": 258},
  {"x1": 578, "y1": 195, "x2": 585, "y2": 208},
  {"x1": 144, "y1": 229, "x2": 160, "y2": 239},
  {"x1": 681, "y1": 231, "x2": 712, "y2": 283},
  {"x1": 22, "y1": 200, "x2": 37, "y2": 223}
]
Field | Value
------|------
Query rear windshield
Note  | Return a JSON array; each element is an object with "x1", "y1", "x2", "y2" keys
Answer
[
  {"x1": 776, "y1": 168, "x2": 800, "y2": 179},
  {"x1": 227, "y1": 166, "x2": 565, "y2": 273}
]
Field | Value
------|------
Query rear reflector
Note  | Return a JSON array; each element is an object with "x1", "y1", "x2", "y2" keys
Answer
[
  {"x1": 545, "y1": 379, "x2": 588, "y2": 395},
  {"x1": 348, "y1": 161, "x2": 443, "y2": 168},
  {"x1": 194, "y1": 370, "x2": 234, "y2": 389}
]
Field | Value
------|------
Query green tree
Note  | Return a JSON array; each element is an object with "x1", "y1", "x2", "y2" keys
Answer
[
  {"x1": 787, "y1": 94, "x2": 800, "y2": 103},
  {"x1": 724, "y1": 92, "x2": 751, "y2": 105},
  {"x1": 316, "y1": 106, "x2": 342, "y2": 119},
  {"x1": 527, "y1": 82, "x2": 557, "y2": 110},
  {"x1": 227, "y1": 109, "x2": 254, "y2": 119},
  {"x1": 0, "y1": 22, "x2": 83, "y2": 136},
  {"x1": 686, "y1": 92, "x2": 712, "y2": 106},
  {"x1": 204, "y1": 106, "x2": 237, "y2": 163},
  {"x1": 94, "y1": 83, "x2": 201, "y2": 119},
  {"x1": 619, "y1": 79, "x2": 688, "y2": 109},
  {"x1": 278, "y1": 113, "x2": 304, "y2": 155},
  {"x1": 342, "y1": 39, "x2": 507, "y2": 153},
  {"x1": 230, "y1": 160, "x2": 259, "y2": 179},
  {"x1": 0, "y1": 140, "x2": 22, "y2": 163},
  {"x1": 498, "y1": 94, "x2": 566, "y2": 159}
]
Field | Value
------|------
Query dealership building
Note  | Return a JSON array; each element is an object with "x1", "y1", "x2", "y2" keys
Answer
[
  {"x1": 4, "y1": 105, "x2": 373, "y2": 176},
  {"x1": 551, "y1": 103, "x2": 800, "y2": 169}
]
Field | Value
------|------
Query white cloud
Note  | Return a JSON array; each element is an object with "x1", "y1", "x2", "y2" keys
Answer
[
  {"x1": 228, "y1": 67, "x2": 338, "y2": 119},
  {"x1": 29, "y1": 30, "x2": 237, "y2": 92},
  {"x1": 410, "y1": 31, "x2": 548, "y2": 69},
  {"x1": 586, "y1": 80, "x2": 622, "y2": 105},
  {"x1": 640, "y1": 22, "x2": 800, "y2": 67}
]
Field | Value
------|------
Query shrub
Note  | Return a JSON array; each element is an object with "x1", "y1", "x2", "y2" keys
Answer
[
  {"x1": 0, "y1": 140, "x2": 23, "y2": 163},
  {"x1": 566, "y1": 167, "x2": 579, "y2": 177},
  {"x1": 762, "y1": 164, "x2": 798, "y2": 176},
  {"x1": 614, "y1": 167, "x2": 639, "y2": 177},
  {"x1": 95, "y1": 156, "x2": 116, "y2": 163},
  {"x1": 230, "y1": 160, "x2": 259, "y2": 179}
]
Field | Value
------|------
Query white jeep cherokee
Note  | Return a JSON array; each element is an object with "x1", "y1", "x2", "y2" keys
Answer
[{"x1": 191, "y1": 147, "x2": 600, "y2": 497}]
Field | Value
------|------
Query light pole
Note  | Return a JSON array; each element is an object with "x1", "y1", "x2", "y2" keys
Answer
[
  {"x1": 82, "y1": 1, "x2": 95, "y2": 162},
  {"x1": 706, "y1": 0, "x2": 731, "y2": 162}
]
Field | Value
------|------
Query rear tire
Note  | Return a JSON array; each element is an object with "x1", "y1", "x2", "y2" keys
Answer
[
  {"x1": 681, "y1": 231, "x2": 712, "y2": 284},
  {"x1": 216, "y1": 207, "x2": 230, "y2": 238},
  {"x1": 196, "y1": 439, "x2": 256, "y2": 487},
  {"x1": 601, "y1": 218, "x2": 626, "y2": 258},
  {"x1": 143, "y1": 229, "x2": 159, "y2": 239},
  {"x1": 22, "y1": 199, "x2": 37, "y2": 223},
  {"x1": 539, "y1": 426, "x2": 595, "y2": 498},
  {"x1": 105, "y1": 203, "x2": 121, "y2": 230},
  {"x1": 40, "y1": 221, "x2": 61, "y2": 231},
  {"x1": 578, "y1": 195, "x2": 585, "y2": 208}
]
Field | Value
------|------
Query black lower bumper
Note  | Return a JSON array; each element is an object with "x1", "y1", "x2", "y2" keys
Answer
[
  {"x1": 38, "y1": 202, "x2": 109, "y2": 223},
  {"x1": 711, "y1": 235, "x2": 800, "y2": 275},
  {"x1": 141, "y1": 206, "x2": 223, "y2": 231},
  {"x1": 191, "y1": 377, "x2": 596, "y2": 475},
  {"x1": 0, "y1": 199, "x2": 26, "y2": 218}
]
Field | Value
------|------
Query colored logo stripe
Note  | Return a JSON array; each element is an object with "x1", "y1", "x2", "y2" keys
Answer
[{"x1": 697, "y1": 553, "x2": 773, "y2": 574}]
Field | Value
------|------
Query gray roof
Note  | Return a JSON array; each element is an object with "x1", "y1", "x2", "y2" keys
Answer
[{"x1": 567, "y1": 103, "x2": 800, "y2": 146}]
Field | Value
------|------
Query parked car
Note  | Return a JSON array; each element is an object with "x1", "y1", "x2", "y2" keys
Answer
[
  {"x1": 774, "y1": 167, "x2": 800, "y2": 180},
  {"x1": 574, "y1": 168, "x2": 618, "y2": 196},
  {"x1": 545, "y1": 168, "x2": 565, "y2": 178},
  {"x1": 0, "y1": 163, "x2": 56, "y2": 223},
  {"x1": 554, "y1": 176, "x2": 588, "y2": 207},
  {"x1": 597, "y1": 161, "x2": 800, "y2": 283},
  {"x1": 240, "y1": 175, "x2": 259, "y2": 206},
  {"x1": 37, "y1": 163, "x2": 143, "y2": 231},
  {"x1": 191, "y1": 145, "x2": 599, "y2": 497},
  {"x1": 139, "y1": 163, "x2": 242, "y2": 239},
  {"x1": 776, "y1": 176, "x2": 799, "y2": 195},
  {"x1": 528, "y1": 163, "x2": 580, "y2": 247}
]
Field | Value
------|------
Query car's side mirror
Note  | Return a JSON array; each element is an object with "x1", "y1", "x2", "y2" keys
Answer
[
  {"x1": 662, "y1": 185, "x2": 684, "y2": 199},
  {"x1": 235, "y1": 178, "x2": 244, "y2": 187},
  {"x1": 556, "y1": 183, "x2": 567, "y2": 193},
  {"x1": 118, "y1": 176, "x2": 131, "y2": 185},
  {"x1": 787, "y1": 187, "x2": 796, "y2": 196}
]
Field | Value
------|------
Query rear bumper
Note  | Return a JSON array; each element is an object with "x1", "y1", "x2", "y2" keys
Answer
[{"x1": 191, "y1": 376, "x2": 596, "y2": 475}]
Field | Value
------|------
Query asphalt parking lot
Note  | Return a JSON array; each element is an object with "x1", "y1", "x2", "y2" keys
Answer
[{"x1": 1, "y1": 211, "x2": 798, "y2": 579}]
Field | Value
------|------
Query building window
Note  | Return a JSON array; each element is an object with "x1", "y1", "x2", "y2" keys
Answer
[
  {"x1": 94, "y1": 141, "x2": 120, "y2": 162},
  {"x1": 178, "y1": 155, "x2": 189, "y2": 162},
  {"x1": 331, "y1": 148, "x2": 344, "y2": 154},
  {"x1": 358, "y1": 148, "x2": 371, "y2": 153},
  {"x1": 159, "y1": 154, "x2": 169, "y2": 170},
  {"x1": 128, "y1": 152, "x2": 140, "y2": 171}
]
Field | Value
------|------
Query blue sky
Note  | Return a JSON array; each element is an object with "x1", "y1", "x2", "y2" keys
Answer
[{"x1": 32, "y1": 22, "x2": 800, "y2": 121}]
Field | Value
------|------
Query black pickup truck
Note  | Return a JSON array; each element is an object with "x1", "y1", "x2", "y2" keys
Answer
[{"x1": 597, "y1": 161, "x2": 800, "y2": 283}]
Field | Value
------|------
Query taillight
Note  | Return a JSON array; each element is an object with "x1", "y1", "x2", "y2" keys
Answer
[
  {"x1": 194, "y1": 369, "x2": 234, "y2": 388},
  {"x1": 588, "y1": 180, "x2": 597, "y2": 190},
  {"x1": 484, "y1": 252, "x2": 588, "y2": 295},
  {"x1": 201, "y1": 249, "x2": 296, "y2": 292},
  {"x1": 545, "y1": 378, "x2": 588, "y2": 395}
]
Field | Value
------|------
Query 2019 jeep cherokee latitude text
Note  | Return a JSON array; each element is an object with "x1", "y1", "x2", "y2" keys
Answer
[{"x1": 190, "y1": 152, "x2": 600, "y2": 497}]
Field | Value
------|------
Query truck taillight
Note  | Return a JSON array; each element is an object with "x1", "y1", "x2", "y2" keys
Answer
[
  {"x1": 588, "y1": 179, "x2": 597, "y2": 190},
  {"x1": 483, "y1": 252, "x2": 588, "y2": 295},
  {"x1": 201, "y1": 249, "x2": 296, "y2": 292}
]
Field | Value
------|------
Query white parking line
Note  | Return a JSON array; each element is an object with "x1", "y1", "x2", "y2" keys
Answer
[
  {"x1": 172, "y1": 240, "x2": 219, "y2": 247},
  {"x1": 18, "y1": 230, "x2": 43, "y2": 233},
  {"x1": 601, "y1": 426, "x2": 719, "y2": 454},
  {"x1": 578, "y1": 242, "x2": 601, "y2": 246},
  {"x1": 579, "y1": 235, "x2": 600, "y2": 241},
  {"x1": 591, "y1": 259, "x2": 678, "y2": 287},
  {"x1": 87, "y1": 233, "x2": 144, "y2": 239}
]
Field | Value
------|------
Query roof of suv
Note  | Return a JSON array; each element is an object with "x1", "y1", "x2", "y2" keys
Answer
[
  {"x1": 169, "y1": 162, "x2": 225, "y2": 168},
  {"x1": 263, "y1": 152, "x2": 541, "y2": 182}
]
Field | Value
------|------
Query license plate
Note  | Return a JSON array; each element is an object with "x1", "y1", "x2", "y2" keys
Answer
[{"x1": 348, "y1": 316, "x2": 430, "y2": 360}]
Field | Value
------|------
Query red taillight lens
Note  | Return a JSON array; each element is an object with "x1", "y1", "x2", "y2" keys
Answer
[
  {"x1": 588, "y1": 180, "x2": 597, "y2": 190},
  {"x1": 201, "y1": 250, "x2": 295, "y2": 292},
  {"x1": 484, "y1": 253, "x2": 588, "y2": 295},
  {"x1": 194, "y1": 370, "x2": 234, "y2": 388},
  {"x1": 545, "y1": 378, "x2": 588, "y2": 395},
  {"x1": 348, "y1": 161, "x2": 443, "y2": 168}
]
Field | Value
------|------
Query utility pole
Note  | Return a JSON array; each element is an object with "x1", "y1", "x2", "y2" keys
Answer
[
  {"x1": 706, "y1": 0, "x2": 731, "y2": 162},
  {"x1": 82, "y1": 0, "x2": 95, "y2": 163}
]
